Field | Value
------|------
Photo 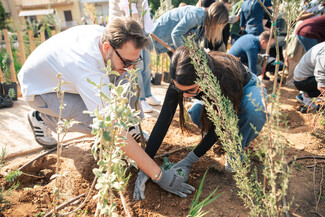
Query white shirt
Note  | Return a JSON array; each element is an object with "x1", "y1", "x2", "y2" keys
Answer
[
  {"x1": 294, "y1": 42, "x2": 325, "y2": 88},
  {"x1": 18, "y1": 25, "x2": 110, "y2": 113}
]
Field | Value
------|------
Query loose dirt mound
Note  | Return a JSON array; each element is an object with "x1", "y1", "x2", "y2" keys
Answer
[{"x1": 1, "y1": 82, "x2": 325, "y2": 216}]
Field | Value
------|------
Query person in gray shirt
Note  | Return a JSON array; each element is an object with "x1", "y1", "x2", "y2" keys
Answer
[{"x1": 294, "y1": 42, "x2": 325, "y2": 107}]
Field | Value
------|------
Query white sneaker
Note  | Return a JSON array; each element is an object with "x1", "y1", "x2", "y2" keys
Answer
[
  {"x1": 27, "y1": 110, "x2": 57, "y2": 148},
  {"x1": 140, "y1": 100, "x2": 153, "y2": 113},
  {"x1": 225, "y1": 156, "x2": 235, "y2": 173},
  {"x1": 146, "y1": 96, "x2": 161, "y2": 106},
  {"x1": 129, "y1": 127, "x2": 150, "y2": 143}
]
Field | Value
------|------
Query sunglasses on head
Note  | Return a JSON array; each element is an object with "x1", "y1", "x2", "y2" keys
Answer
[{"x1": 111, "y1": 44, "x2": 142, "y2": 68}]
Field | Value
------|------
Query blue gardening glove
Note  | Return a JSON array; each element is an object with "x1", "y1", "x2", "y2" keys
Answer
[
  {"x1": 171, "y1": 151, "x2": 199, "y2": 182},
  {"x1": 153, "y1": 168, "x2": 195, "y2": 197},
  {"x1": 133, "y1": 170, "x2": 150, "y2": 201}
]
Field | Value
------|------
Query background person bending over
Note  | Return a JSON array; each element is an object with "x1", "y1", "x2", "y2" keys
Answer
[
  {"x1": 240, "y1": 0, "x2": 272, "y2": 36},
  {"x1": 18, "y1": 18, "x2": 194, "y2": 197},
  {"x1": 228, "y1": 31, "x2": 275, "y2": 76},
  {"x1": 294, "y1": 42, "x2": 325, "y2": 109},
  {"x1": 151, "y1": 1, "x2": 228, "y2": 57},
  {"x1": 133, "y1": 46, "x2": 266, "y2": 200},
  {"x1": 295, "y1": 15, "x2": 325, "y2": 52}
]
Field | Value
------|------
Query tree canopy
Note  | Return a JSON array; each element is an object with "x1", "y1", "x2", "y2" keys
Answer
[{"x1": 0, "y1": 1, "x2": 6, "y2": 29}]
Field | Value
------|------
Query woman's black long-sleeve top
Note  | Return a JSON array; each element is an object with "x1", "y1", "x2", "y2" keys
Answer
[
  {"x1": 144, "y1": 83, "x2": 219, "y2": 158},
  {"x1": 144, "y1": 68, "x2": 252, "y2": 158}
]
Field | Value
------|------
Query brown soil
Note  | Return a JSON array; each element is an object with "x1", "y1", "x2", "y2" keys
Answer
[{"x1": 1, "y1": 81, "x2": 325, "y2": 217}]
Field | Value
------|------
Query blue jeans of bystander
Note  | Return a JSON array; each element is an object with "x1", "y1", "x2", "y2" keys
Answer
[
  {"x1": 296, "y1": 35, "x2": 318, "y2": 52},
  {"x1": 137, "y1": 49, "x2": 152, "y2": 100}
]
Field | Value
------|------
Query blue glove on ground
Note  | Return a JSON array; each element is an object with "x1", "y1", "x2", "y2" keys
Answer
[
  {"x1": 171, "y1": 151, "x2": 199, "y2": 182},
  {"x1": 133, "y1": 170, "x2": 150, "y2": 201},
  {"x1": 153, "y1": 168, "x2": 195, "y2": 197}
]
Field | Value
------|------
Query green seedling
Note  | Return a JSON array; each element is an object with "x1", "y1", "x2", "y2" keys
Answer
[
  {"x1": 162, "y1": 156, "x2": 175, "y2": 171},
  {"x1": 188, "y1": 169, "x2": 222, "y2": 217},
  {"x1": 162, "y1": 157, "x2": 185, "y2": 177},
  {"x1": 5, "y1": 170, "x2": 22, "y2": 183},
  {"x1": 293, "y1": 162, "x2": 304, "y2": 172},
  {"x1": 36, "y1": 212, "x2": 45, "y2": 217}
]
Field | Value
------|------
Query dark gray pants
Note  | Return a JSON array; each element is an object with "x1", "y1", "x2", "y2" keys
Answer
[
  {"x1": 294, "y1": 76, "x2": 321, "y2": 98},
  {"x1": 28, "y1": 93, "x2": 93, "y2": 134}
]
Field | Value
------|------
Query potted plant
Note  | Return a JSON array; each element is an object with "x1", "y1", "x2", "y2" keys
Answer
[
  {"x1": 151, "y1": 72, "x2": 162, "y2": 85},
  {"x1": 1, "y1": 52, "x2": 17, "y2": 101},
  {"x1": 163, "y1": 71, "x2": 171, "y2": 83}
]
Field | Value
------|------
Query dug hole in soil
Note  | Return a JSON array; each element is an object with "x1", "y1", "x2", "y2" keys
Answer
[{"x1": 1, "y1": 81, "x2": 325, "y2": 216}]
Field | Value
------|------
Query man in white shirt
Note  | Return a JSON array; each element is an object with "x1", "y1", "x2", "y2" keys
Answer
[
  {"x1": 294, "y1": 42, "x2": 325, "y2": 108},
  {"x1": 18, "y1": 17, "x2": 195, "y2": 198},
  {"x1": 19, "y1": 17, "x2": 146, "y2": 146}
]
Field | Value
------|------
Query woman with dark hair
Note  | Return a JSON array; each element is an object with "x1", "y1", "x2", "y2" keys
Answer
[
  {"x1": 133, "y1": 46, "x2": 266, "y2": 200},
  {"x1": 151, "y1": 2, "x2": 229, "y2": 57}
]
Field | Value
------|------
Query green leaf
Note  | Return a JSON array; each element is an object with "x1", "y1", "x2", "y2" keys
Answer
[
  {"x1": 120, "y1": 121, "x2": 128, "y2": 129},
  {"x1": 110, "y1": 70, "x2": 120, "y2": 77},
  {"x1": 87, "y1": 78, "x2": 97, "y2": 87},
  {"x1": 128, "y1": 159, "x2": 138, "y2": 169},
  {"x1": 98, "y1": 120, "x2": 107, "y2": 129},
  {"x1": 112, "y1": 181, "x2": 123, "y2": 191},
  {"x1": 5, "y1": 170, "x2": 22, "y2": 183},
  {"x1": 116, "y1": 86, "x2": 124, "y2": 95},
  {"x1": 93, "y1": 168, "x2": 102, "y2": 178},
  {"x1": 99, "y1": 91, "x2": 109, "y2": 100},
  {"x1": 105, "y1": 115, "x2": 111, "y2": 122},
  {"x1": 102, "y1": 131, "x2": 111, "y2": 141},
  {"x1": 188, "y1": 169, "x2": 222, "y2": 217}
]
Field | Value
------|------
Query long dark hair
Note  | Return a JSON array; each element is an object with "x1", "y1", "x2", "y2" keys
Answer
[{"x1": 170, "y1": 46, "x2": 244, "y2": 132}]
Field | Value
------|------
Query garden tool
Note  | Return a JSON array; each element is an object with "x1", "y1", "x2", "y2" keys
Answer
[{"x1": 149, "y1": 33, "x2": 175, "y2": 53}]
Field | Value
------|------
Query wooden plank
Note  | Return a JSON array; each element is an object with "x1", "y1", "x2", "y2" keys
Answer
[
  {"x1": 51, "y1": 30, "x2": 56, "y2": 37},
  {"x1": 166, "y1": 53, "x2": 169, "y2": 72},
  {"x1": 28, "y1": 30, "x2": 36, "y2": 52},
  {"x1": 40, "y1": 31, "x2": 45, "y2": 43},
  {"x1": 0, "y1": 64, "x2": 5, "y2": 83},
  {"x1": 3, "y1": 29, "x2": 17, "y2": 83},
  {"x1": 17, "y1": 31, "x2": 26, "y2": 65},
  {"x1": 0, "y1": 31, "x2": 4, "y2": 83}
]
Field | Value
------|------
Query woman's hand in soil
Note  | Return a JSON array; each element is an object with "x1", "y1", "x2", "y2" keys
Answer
[
  {"x1": 133, "y1": 170, "x2": 150, "y2": 200},
  {"x1": 171, "y1": 151, "x2": 199, "y2": 182},
  {"x1": 153, "y1": 168, "x2": 195, "y2": 197}
]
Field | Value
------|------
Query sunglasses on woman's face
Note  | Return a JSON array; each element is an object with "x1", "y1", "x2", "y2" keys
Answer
[
  {"x1": 111, "y1": 45, "x2": 142, "y2": 68},
  {"x1": 173, "y1": 82, "x2": 200, "y2": 96}
]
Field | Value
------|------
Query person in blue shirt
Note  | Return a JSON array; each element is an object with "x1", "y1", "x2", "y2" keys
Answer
[
  {"x1": 228, "y1": 31, "x2": 273, "y2": 75},
  {"x1": 152, "y1": 2, "x2": 229, "y2": 57},
  {"x1": 240, "y1": 0, "x2": 272, "y2": 36}
]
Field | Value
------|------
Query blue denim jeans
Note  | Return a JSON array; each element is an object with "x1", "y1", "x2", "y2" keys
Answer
[
  {"x1": 188, "y1": 73, "x2": 266, "y2": 149},
  {"x1": 296, "y1": 35, "x2": 318, "y2": 52},
  {"x1": 137, "y1": 48, "x2": 152, "y2": 100}
]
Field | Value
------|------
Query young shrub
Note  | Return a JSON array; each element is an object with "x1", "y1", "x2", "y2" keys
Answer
[
  {"x1": 184, "y1": 36, "x2": 291, "y2": 216},
  {"x1": 87, "y1": 60, "x2": 140, "y2": 216},
  {"x1": 1, "y1": 52, "x2": 12, "y2": 84},
  {"x1": 0, "y1": 147, "x2": 20, "y2": 213},
  {"x1": 50, "y1": 73, "x2": 79, "y2": 214}
]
